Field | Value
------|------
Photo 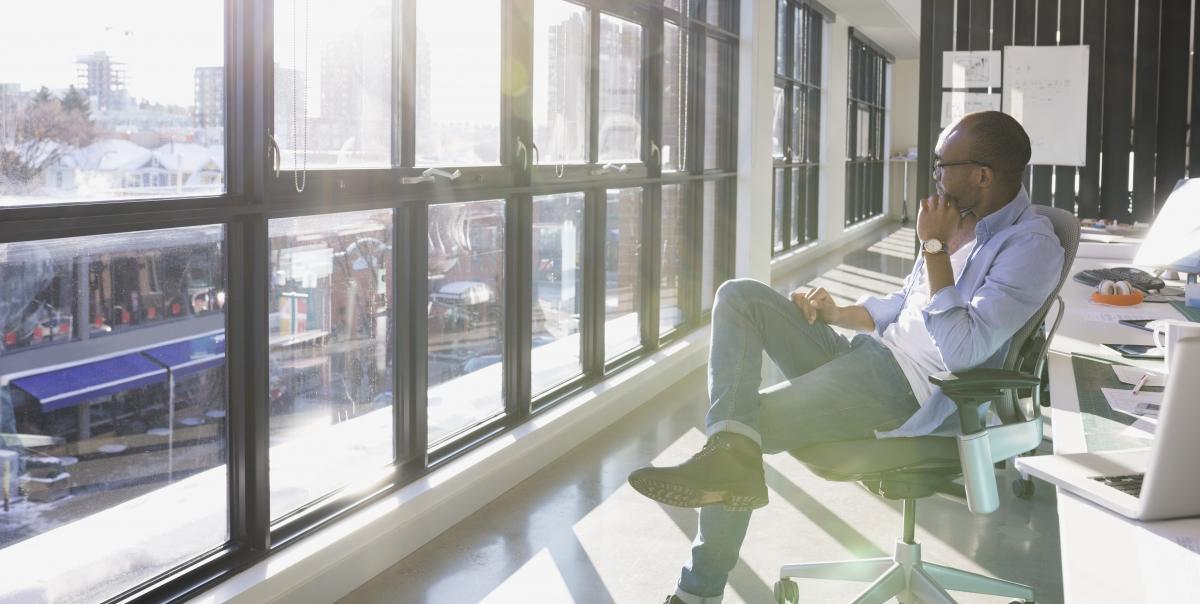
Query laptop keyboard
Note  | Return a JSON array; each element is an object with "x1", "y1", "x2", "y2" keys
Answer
[{"x1": 1091, "y1": 473, "x2": 1145, "y2": 498}]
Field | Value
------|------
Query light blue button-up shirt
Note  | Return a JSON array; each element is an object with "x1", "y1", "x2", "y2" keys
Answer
[{"x1": 860, "y1": 188, "x2": 1064, "y2": 438}]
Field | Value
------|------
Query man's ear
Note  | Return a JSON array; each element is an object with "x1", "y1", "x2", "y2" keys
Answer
[{"x1": 976, "y1": 165, "x2": 993, "y2": 188}]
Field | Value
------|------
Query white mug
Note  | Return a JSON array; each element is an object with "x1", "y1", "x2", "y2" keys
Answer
[{"x1": 1149, "y1": 319, "x2": 1200, "y2": 370}]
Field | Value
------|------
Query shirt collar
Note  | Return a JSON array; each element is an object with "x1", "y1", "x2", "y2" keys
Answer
[{"x1": 974, "y1": 186, "x2": 1030, "y2": 241}]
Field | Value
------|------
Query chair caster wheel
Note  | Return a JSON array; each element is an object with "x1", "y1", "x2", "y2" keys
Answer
[
  {"x1": 1008, "y1": 600, "x2": 1034, "y2": 604},
  {"x1": 774, "y1": 578, "x2": 799, "y2": 604},
  {"x1": 1012, "y1": 477, "x2": 1035, "y2": 499}
]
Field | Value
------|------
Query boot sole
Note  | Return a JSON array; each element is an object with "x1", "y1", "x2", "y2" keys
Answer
[{"x1": 628, "y1": 473, "x2": 768, "y2": 512}]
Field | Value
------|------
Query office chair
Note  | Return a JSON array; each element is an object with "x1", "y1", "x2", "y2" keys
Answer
[{"x1": 773, "y1": 206, "x2": 1080, "y2": 604}]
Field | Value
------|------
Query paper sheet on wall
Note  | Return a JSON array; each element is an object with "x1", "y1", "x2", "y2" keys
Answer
[
  {"x1": 942, "y1": 50, "x2": 1002, "y2": 88},
  {"x1": 1003, "y1": 45, "x2": 1090, "y2": 166},
  {"x1": 941, "y1": 92, "x2": 1002, "y2": 127}
]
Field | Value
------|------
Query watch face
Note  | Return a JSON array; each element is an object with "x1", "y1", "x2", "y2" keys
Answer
[{"x1": 922, "y1": 239, "x2": 943, "y2": 254}]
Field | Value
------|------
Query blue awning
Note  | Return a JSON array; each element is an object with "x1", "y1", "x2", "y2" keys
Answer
[
  {"x1": 141, "y1": 332, "x2": 226, "y2": 379},
  {"x1": 11, "y1": 354, "x2": 168, "y2": 412}
]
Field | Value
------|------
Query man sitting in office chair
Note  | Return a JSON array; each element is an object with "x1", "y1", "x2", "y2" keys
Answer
[{"x1": 628, "y1": 110, "x2": 1065, "y2": 604}]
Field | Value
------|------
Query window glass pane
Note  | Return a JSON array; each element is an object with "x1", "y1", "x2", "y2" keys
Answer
[
  {"x1": 0, "y1": 4, "x2": 224, "y2": 206},
  {"x1": 701, "y1": 181, "x2": 717, "y2": 311},
  {"x1": 273, "y1": 0, "x2": 391, "y2": 171},
  {"x1": 772, "y1": 86, "x2": 785, "y2": 158},
  {"x1": 416, "y1": 0, "x2": 501, "y2": 166},
  {"x1": 534, "y1": 0, "x2": 588, "y2": 165},
  {"x1": 605, "y1": 188, "x2": 641, "y2": 359},
  {"x1": 598, "y1": 14, "x2": 642, "y2": 162},
  {"x1": 663, "y1": 21, "x2": 687, "y2": 172},
  {"x1": 665, "y1": 0, "x2": 683, "y2": 11},
  {"x1": 427, "y1": 200, "x2": 505, "y2": 445},
  {"x1": 793, "y1": 85, "x2": 804, "y2": 162},
  {"x1": 705, "y1": 0, "x2": 724, "y2": 26},
  {"x1": 660, "y1": 184, "x2": 685, "y2": 333},
  {"x1": 0, "y1": 226, "x2": 228, "y2": 603},
  {"x1": 268, "y1": 210, "x2": 393, "y2": 518},
  {"x1": 773, "y1": 168, "x2": 786, "y2": 251},
  {"x1": 532, "y1": 193, "x2": 583, "y2": 396},
  {"x1": 775, "y1": 0, "x2": 787, "y2": 75},
  {"x1": 704, "y1": 39, "x2": 728, "y2": 171}
]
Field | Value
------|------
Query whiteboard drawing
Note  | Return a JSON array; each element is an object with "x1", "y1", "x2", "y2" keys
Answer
[
  {"x1": 941, "y1": 92, "x2": 1002, "y2": 127},
  {"x1": 942, "y1": 51, "x2": 1002, "y2": 88},
  {"x1": 1002, "y1": 45, "x2": 1089, "y2": 166}
]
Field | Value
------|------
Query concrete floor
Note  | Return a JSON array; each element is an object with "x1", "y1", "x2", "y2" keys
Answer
[{"x1": 340, "y1": 224, "x2": 1064, "y2": 604}]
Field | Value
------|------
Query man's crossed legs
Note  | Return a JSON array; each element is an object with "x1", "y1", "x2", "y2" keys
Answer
[{"x1": 628, "y1": 279, "x2": 919, "y2": 603}]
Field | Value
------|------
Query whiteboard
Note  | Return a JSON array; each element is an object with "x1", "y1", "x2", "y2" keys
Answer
[
  {"x1": 1002, "y1": 45, "x2": 1089, "y2": 166},
  {"x1": 941, "y1": 92, "x2": 1002, "y2": 127}
]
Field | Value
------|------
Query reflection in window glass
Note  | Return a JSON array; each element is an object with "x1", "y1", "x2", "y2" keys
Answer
[
  {"x1": 416, "y1": 0, "x2": 501, "y2": 166},
  {"x1": 702, "y1": 181, "x2": 717, "y2": 311},
  {"x1": 598, "y1": 14, "x2": 642, "y2": 162},
  {"x1": 427, "y1": 200, "x2": 505, "y2": 445},
  {"x1": 274, "y1": 0, "x2": 391, "y2": 170},
  {"x1": 663, "y1": 21, "x2": 687, "y2": 172},
  {"x1": 605, "y1": 188, "x2": 641, "y2": 359},
  {"x1": 532, "y1": 193, "x2": 583, "y2": 395},
  {"x1": 772, "y1": 87, "x2": 785, "y2": 158},
  {"x1": 534, "y1": 0, "x2": 588, "y2": 166},
  {"x1": 792, "y1": 167, "x2": 804, "y2": 245},
  {"x1": 0, "y1": 226, "x2": 228, "y2": 603},
  {"x1": 268, "y1": 211, "x2": 393, "y2": 518},
  {"x1": 660, "y1": 184, "x2": 685, "y2": 333},
  {"x1": 706, "y1": 0, "x2": 724, "y2": 26},
  {"x1": 0, "y1": 3, "x2": 224, "y2": 206}
]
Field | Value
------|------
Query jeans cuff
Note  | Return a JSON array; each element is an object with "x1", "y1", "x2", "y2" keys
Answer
[
  {"x1": 674, "y1": 587, "x2": 724, "y2": 604},
  {"x1": 706, "y1": 420, "x2": 762, "y2": 448}
]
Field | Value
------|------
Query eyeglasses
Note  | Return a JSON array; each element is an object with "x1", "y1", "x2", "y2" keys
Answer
[{"x1": 932, "y1": 159, "x2": 992, "y2": 175}]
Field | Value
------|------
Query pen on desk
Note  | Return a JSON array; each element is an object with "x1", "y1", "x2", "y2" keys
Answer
[{"x1": 1131, "y1": 372, "x2": 1150, "y2": 395}]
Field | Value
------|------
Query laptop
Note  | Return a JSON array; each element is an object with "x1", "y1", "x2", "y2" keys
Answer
[{"x1": 1016, "y1": 333, "x2": 1200, "y2": 521}]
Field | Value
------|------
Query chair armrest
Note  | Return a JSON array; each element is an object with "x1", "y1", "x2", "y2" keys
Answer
[{"x1": 928, "y1": 369, "x2": 1039, "y2": 395}]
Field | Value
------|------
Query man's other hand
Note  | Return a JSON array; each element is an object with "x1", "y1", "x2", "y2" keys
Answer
[
  {"x1": 917, "y1": 194, "x2": 961, "y2": 243},
  {"x1": 790, "y1": 287, "x2": 840, "y2": 325}
]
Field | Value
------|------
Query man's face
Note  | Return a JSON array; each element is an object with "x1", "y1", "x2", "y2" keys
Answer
[{"x1": 932, "y1": 127, "x2": 981, "y2": 205}]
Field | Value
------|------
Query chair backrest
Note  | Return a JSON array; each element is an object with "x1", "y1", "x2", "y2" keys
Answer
[{"x1": 996, "y1": 206, "x2": 1080, "y2": 420}]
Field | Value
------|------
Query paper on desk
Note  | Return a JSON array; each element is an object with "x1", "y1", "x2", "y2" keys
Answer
[
  {"x1": 1102, "y1": 387, "x2": 1163, "y2": 435},
  {"x1": 1112, "y1": 366, "x2": 1167, "y2": 388},
  {"x1": 1078, "y1": 303, "x2": 1178, "y2": 323}
]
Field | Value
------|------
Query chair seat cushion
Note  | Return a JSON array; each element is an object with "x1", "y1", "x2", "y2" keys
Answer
[{"x1": 788, "y1": 437, "x2": 962, "y2": 482}]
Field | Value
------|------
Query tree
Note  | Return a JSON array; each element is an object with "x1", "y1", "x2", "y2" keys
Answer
[
  {"x1": 0, "y1": 90, "x2": 96, "y2": 194},
  {"x1": 61, "y1": 85, "x2": 90, "y2": 119}
]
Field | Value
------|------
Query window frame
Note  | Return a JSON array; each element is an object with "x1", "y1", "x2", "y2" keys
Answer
[
  {"x1": 0, "y1": 1, "x2": 739, "y2": 602},
  {"x1": 843, "y1": 28, "x2": 890, "y2": 227}
]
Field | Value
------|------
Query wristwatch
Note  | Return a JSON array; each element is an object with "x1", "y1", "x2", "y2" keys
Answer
[{"x1": 920, "y1": 238, "x2": 946, "y2": 255}]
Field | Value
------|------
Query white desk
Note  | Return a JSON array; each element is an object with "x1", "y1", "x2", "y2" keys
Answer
[{"x1": 1045, "y1": 254, "x2": 1200, "y2": 602}]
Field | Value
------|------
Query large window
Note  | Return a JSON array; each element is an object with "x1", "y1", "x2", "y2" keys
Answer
[
  {"x1": 845, "y1": 31, "x2": 889, "y2": 227},
  {"x1": 0, "y1": 2, "x2": 225, "y2": 206},
  {"x1": 0, "y1": 227, "x2": 228, "y2": 604},
  {"x1": 0, "y1": 1, "x2": 738, "y2": 601},
  {"x1": 773, "y1": 0, "x2": 825, "y2": 255}
]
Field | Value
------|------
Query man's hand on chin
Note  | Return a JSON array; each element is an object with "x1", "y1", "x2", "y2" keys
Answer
[{"x1": 917, "y1": 194, "x2": 961, "y2": 244}]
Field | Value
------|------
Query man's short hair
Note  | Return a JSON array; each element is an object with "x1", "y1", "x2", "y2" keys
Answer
[{"x1": 954, "y1": 111, "x2": 1031, "y2": 181}]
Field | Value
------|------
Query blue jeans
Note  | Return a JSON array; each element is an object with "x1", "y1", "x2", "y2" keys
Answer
[{"x1": 677, "y1": 279, "x2": 920, "y2": 603}]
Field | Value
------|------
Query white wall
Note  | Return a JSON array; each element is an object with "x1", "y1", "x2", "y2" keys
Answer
[{"x1": 888, "y1": 58, "x2": 921, "y2": 221}]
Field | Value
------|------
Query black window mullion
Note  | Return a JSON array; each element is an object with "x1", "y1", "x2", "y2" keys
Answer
[
  {"x1": 589, "y1": 9, "x2": 601, "y2": 164},
  {"x1": 505, "y1": 194, "x2": 532, "y2": 420},
  {"x1": 581, "y1": 188, "x2": 606, "y2": 376},
  {"x1": 642, "y1": 185, "x2": 661, "y2": 349},
  {"x1": 394, "y1": 202, "x2": 425, "y2": 470},
  {"x1": 226, "y1": 214, "x2": 271, "y2": 551},
  {"x1": 400, "y1": 0, "x2": 417, "y2": 168}
]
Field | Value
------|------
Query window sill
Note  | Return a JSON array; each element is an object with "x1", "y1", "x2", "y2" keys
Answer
[{"x1": 196, "y1": 326, "x2": 711, "y2": 604}]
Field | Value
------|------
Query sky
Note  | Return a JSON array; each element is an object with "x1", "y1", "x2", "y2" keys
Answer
[{"x1": 0, "y1": 0, "x2": 224, "y2": 108}]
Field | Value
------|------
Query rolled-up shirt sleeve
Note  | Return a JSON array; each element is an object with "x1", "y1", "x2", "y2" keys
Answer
[
  {"x1": 921, "y1": 231, "x2": 1064, "y2": 372},
  {"x1": 858, "y1": 266, "x2": 917, "y2": 336}
]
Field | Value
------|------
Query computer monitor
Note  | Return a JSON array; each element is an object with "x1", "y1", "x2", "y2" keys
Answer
[{"x1": 1133, "y1": 178, "x2": 1200, "y2": 275}]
